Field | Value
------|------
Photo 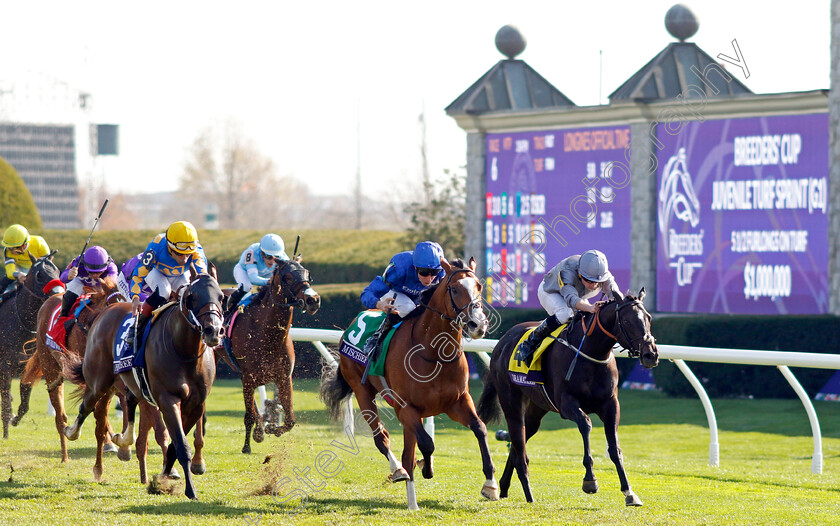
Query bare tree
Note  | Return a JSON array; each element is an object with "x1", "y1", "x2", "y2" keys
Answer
[{"x1": 180, "y1": 122, "x2": 309, "y2": 229}]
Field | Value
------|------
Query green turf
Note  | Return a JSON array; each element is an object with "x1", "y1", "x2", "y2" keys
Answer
[{"x1": 2, "y1": 378, "x2": 840, "y2": 525}]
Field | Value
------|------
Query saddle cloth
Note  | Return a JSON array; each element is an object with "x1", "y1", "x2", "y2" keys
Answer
[
  {"x1": 112, "y1": 302, "x2": 174, "y2": 375},
  {"x1": 338, "y1": 310, "x2": 399, "y2": 378},
  {"x1": 508, "y1": 322, "x2": 567, "y2": 387},
  {"x1": 45, "y1": 297, "x2": 89, "y2": 352}
]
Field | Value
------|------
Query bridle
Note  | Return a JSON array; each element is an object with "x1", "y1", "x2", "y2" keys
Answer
[
  {"x1": 420, "y1": 268, "x2": 483, "y2": 329},
  {"x1": 179, "y1": 275, "x2": 223, "y2": 333},
  {"x1": 267, "y1": 260, "x2": 312, "y2": 308},
  {"x1": 582, "y1": 298, "x2": 651, "y2": 359},
  {"x1": 12, "y1": 259, "x2": 59, "y2": 333}
]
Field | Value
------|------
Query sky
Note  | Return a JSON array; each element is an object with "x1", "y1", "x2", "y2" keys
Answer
[{"x1": 0, "y1": 1, "x2": 831, "y2": 199}]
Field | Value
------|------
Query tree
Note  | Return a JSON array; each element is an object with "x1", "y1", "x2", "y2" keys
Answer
[
  {"x1": 402, "y1": 168, "x2": 466, "y2": 257},
  {"x1": 179, "y1": 122, "x2": 310, "y2": 229},
  {"x1": 0, "y1": 155, "x2": 41, "y2": 229}
]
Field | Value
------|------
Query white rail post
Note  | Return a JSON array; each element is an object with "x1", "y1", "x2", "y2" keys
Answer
[
  {"x1": 777, "y1": 365, "x2": 822, "y2": 474},
  {"x1": 310, "y1": 339, "x2": 355, "y2": 435},
  {"x1": 673, "y1": 359, "x2": 719, "y2": 467}
]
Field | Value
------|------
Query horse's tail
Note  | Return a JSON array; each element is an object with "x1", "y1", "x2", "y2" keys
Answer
[
  {"x1": 319, "y1": 352, "x2": 353, "y2": 421},
  {"x1": 21, "y1": 352, "x2": 42, "y2": 387},
  {"x1": 477, "y1": 372, "x2": 502, "y2": 425},
  {"x1": 62, "y1": 351, "x2": 86, "y2": 388}
]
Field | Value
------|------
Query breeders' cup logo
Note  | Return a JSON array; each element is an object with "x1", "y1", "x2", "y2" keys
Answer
[{"x1": 658, "y1": 148, "x2": 703, "y2": 286}]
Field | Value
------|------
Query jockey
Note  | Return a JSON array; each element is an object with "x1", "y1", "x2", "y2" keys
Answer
[
  {"x1": 516, "y1": 249, "x2": 621, "y2": 366},
  {"x1": 360, "y1": 241, "x2": 445, "y2": 357},
  {"x1": 0, "y1": 225, "x2": 50, "y2": 301},
  {"x1": 59, "y1": 246, "x2": 119, "y2": 319},
  {"x1": 124, "y1": 221, "x2": 208, "y2": 349},
  {"x1": 227, "y1": 233, "x2": 289, "y2": 313}
]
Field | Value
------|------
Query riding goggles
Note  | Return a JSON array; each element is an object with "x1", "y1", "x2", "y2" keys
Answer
[
  {"x1": 168, "y1": 240, "x2": 198, "y2": 253},
  {"x1": 416, "y1": 267, "x2": 439, "y2": 277}
]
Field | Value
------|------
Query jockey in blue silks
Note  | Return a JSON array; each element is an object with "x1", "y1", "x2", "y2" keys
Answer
[
  {"x1": 124, "y1": 221, "x2": 208, "y2": 350},
  {"x1": 360, "y1": 241, "x2": 445, "y2": 357},
  {"x1": 226, "y1": 233, "x2": 289, "y2": 313}
]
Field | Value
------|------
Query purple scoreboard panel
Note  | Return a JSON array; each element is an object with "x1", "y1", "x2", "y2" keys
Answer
[
  {"x1": 656, "y1": 114, "x2": 829, "y2": 314},
  {"x1": 485, "y1": 126, "x2": 632, "y2": 308}
]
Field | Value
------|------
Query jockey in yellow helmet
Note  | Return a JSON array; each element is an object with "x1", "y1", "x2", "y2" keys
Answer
[
  {"x1": 1, "y1": 225, "x2": 51, "y2": 299},
  {"x1": 125, "y1": 221, "x2": 209, "y2": 349}
]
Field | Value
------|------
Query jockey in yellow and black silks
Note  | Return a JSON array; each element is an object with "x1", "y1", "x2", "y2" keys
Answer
[
  {"x1": 0, "y1": 224, "x2": 50, "y2": 302},
  {"x1": 124, "y1": 221, "x2": 208, "y2": 350}
]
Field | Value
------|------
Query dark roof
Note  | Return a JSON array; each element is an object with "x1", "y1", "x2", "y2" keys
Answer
[
  {"x1": 446, "y1": 59, "x2": 576, "y2": 115},
  {"x1": 609, "y1": 42, "x2": 752, "y2": 102}
]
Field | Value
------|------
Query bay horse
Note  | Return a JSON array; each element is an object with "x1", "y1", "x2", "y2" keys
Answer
[
  {"x1": 16, "y1": 277, "x2": 126, "y2": 463},
  {"x1": 320, "y1": 257, "x2": 499, "y2": 510},
  {"x1": 0, "y1": 252, "x2": 63, "y2": 438},
  {"x1": 63, "y1": 273, "x2": 224, "y2": 500},
  {"x1": 221, "y1": 257, "x2": 321, "y2": 454},
  {"x1": 476, "y1": 288, "x2": 659, "y2": 506}
]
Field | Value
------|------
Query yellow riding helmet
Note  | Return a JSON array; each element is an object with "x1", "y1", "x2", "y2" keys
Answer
[
  {"x1": 2, "y1": 224, "x2": 30, "y2": 248},
  {"x1": 28, "y1": 235, "x2": 50, "y2": 258},
  {"x1": 166, "y1": 221, "x2": 199, "y2": 254}
]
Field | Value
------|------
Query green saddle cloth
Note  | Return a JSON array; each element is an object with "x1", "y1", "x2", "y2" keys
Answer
[{"x1": 341, "y1": 310, "x2": 400, "y2": 377}]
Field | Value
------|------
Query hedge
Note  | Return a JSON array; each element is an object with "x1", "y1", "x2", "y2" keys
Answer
[{"x1": 0, "y1": 156, "x2": 41, "y2": 230}]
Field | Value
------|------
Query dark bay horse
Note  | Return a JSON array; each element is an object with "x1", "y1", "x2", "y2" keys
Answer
[
  {"x1": 321, "y1": 258, "x2": 499, "y2": 510},
  {"x1": 0, "y1": 252, "x2": 63, "y2": 438},
  {"x1": 63, "y1": 273, "x2": 224, "y2": 499},
  {"x1": 17, "y1": 278, "x2": 126, "y2": 462},
  {"x1": 222, "y1": 258, "x2": 320, "y2": 454},
  {"x1": 477, "y1": 289, "x2": 659, "y2": 506}
]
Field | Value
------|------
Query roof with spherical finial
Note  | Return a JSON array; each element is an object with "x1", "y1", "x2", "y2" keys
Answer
[
  {"x1": 665, "y1": 4, "x2": 699, "y2": 42},
  {"x1": 609, "y1": 4, "x2": 751, "y2": 101},
  {"x1": 495, "y1": 25, "x2": 526, "y2": 59},
  {"x1": 446, "y1": 25, "x2": 575, "y2": 115}
]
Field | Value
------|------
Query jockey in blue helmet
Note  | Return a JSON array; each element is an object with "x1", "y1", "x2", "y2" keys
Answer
[
  {"x1": 360, "y1": 241, "x2": 446, "y2": 357},
  {"x1": 227, "y1": 233, "x2": 290, "y2": 313}
]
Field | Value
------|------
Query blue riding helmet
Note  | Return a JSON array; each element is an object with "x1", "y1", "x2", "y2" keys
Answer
[
  {"x1": 412, "y1": 241, "x2": 444, "y2": 270},
  {"x1": 260, "y1": 233, "x2": 288, "y2": 260}
]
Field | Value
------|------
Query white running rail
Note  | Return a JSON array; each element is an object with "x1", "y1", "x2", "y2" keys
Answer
[{"x1": 291, "y1": 328, "x2": 839, "y2": 473}]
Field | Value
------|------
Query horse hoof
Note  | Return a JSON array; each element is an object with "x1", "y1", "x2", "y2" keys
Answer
[
  {"x1": 10, "y1": 416, "x2": 20, "y2": 427},
  {"x1": 625, "y1": 493, "x2": 643, "y2": 506},
  {"x1": 264, "y1": 423, "x2": 277, "y2": 435},
  {"x1": 93, "y1": 467, "x2": 103, "y2": 482},
  {"x1": 242, "y1": 444, "x2": 251, "y2": 454},
  {"x1": 191, "y1": 462, "x2": 206, "y2": 476},
  {"x1": 63, "y1": 426, "x2": 80, "y2": 441},
  {"x1": 117, "y1": 448, "x2": 132, "y2": 462},
  {"x1": 167, "y1": 468, "x2": 181, "y2": 480},
  {"x1": 481, "y1": 482, "x2": 500, "y2": 501},
  {"x1": 582, "y1": 479, "x2": 599, "y2": 494},
  {"x1": 103, "y1": 442, "x2": 119, "y2": 453},
  {"x1": 390, "y1": 467, "x2": 409, "y2": 483},
  {"x1": 253, "y1": 426, "x2": 264, "y2": 443}
]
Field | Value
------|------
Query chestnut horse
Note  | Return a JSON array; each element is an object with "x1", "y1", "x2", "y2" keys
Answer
[
  {"x1": 17, "y1": 278, "x2": 126, "y2": 463},
  {"x1": 0, "y1": 252, "x2": 63, "y2": 438},
  {"x1": 222, "y1": 258, "x2": 321, "y2": 454},
  {"x1": 320, "y1": 257, "x2": 499, "y2": 510},
  {"x1": 477, "y1": 289, "x2": 659, "y2": 506},
  {"x1": 63, "y1": 273, "x2": 224, "y2": 499}
]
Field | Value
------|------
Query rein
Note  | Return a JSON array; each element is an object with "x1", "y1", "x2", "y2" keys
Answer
[{"x1": 577, "y1": 299, "x2": 646, "y2": 360}]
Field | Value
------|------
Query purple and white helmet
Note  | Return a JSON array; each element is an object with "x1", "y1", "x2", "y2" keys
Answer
[{"x1": 83, "y1": 246, "x2": 110, "y2": 273}]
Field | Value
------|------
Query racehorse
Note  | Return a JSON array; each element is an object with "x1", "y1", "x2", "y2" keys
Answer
[
  {"x1": 16, "y1": 277, "x2": 126, "y2": 463},
  {"x1": 476, "y1": 289, "x2": 659, "y2": 506},
  {"x1": 63, "y1": 273, "x2": 224, "y2": 499},
  {"x1": 221, "y1": 257, "x2": 320, "y2": 454},
  {"x1": 320, "y1": 257, "x2": 499, "y2": 510},
  {"x1": 0, "y1": 252, "x2": 63, "y2": 438}
]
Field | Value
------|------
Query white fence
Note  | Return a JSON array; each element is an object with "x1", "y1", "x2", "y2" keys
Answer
[{"x1": 290, "y1": 328, "x2": 840, "y2": 474}]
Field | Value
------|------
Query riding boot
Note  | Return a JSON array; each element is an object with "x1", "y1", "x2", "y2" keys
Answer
[
  {"x1": 60, "y1": 291, "x2": 79, "y2": 318},
  {"x1": 363, "y1": 312, "x2": 400, "y2": 359},
  {"x1": 126, "y1": 303, "x2": 153, "y2": 353},
  {"x1": 515, "y1": 316, "x2": 563, "y2": 367},
  {"x1": 226, "y1": 285, "x2": 247, "y2": 316}
]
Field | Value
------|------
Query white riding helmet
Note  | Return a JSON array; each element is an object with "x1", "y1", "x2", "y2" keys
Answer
[
  {"x1": 579, "y1": 250, "x2": 610, "y2": 282},
  {"x1": 260, "y1": 233, "x2": 288, "y2": 260}
]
